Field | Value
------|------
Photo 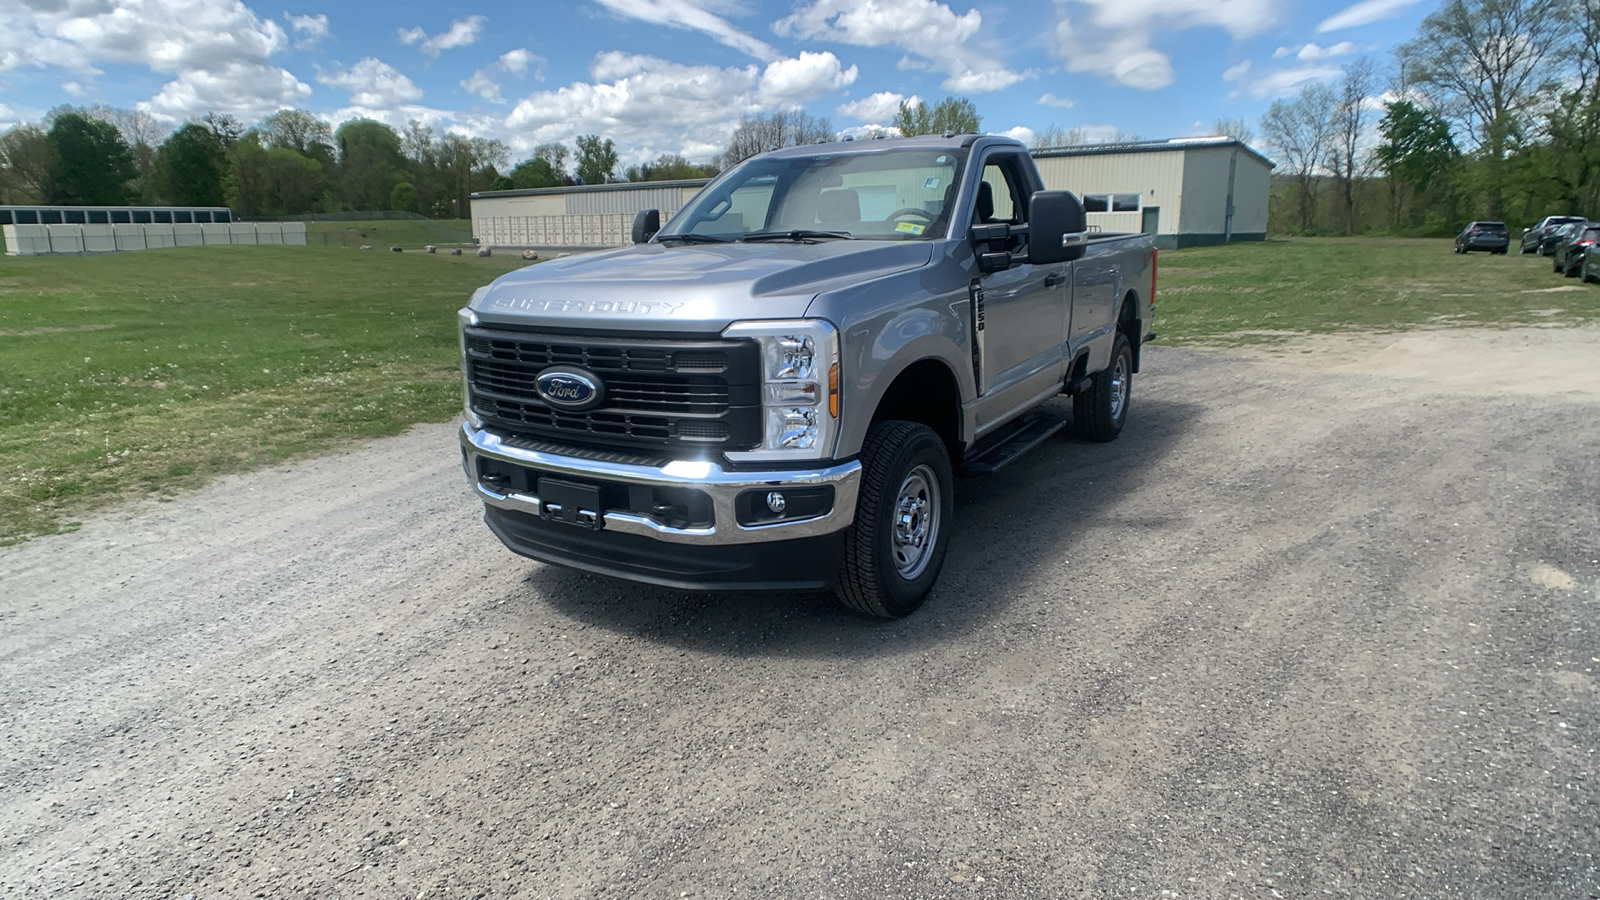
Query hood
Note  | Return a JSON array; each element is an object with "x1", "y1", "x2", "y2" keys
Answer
[{"x1": 469, "y1": 240, "x2": 934, "y2": 334}]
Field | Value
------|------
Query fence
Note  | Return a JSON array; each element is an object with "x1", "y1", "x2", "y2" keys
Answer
[
  {"x1": 3, "y1": 222, "x2": 309, "y2": 256},
  {"x1": 474, "y1": 214, "x2": 635, "y2": 249}
]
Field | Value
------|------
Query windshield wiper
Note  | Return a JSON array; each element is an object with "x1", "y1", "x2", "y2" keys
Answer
[
  {"x1": 740, "y1": 230, "x2": 853, "y2": 243},
  {"x1": 657, "y1": 233, "x2": 732, "y2": 244}
]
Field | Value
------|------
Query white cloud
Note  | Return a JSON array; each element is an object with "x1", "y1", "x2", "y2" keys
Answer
[
  {"x1": 838, "y1": 91, "x2": 914, "y2": 121},
  {"x1": 774, "y1": 0, "x2": 1027, "y2": 93},
  {"x1": 318, "y1": 57, "x2": 423, "y2": 107},
  {"x1": 398, "y1": 16, "x2": 485, "y2": 57},
  {"x1": 61, "y1": 80, "x2": 88, "y2": 97},
  {"x1": 461, "y1": 70, "x2": 502, "y2": 103},
  {"x1": 503, "y1": 51, "x2": 855, "y2": 163},
  {"x1": 593, "y1": 0, "x2": 777, "y2": 61},
  {"x1": 1223, "y1": 59, "x2": 1252, "y2": 82},
  {"x1": 1054, "y1": 0, "x2": 1277, "y2": 90},
  {"x1": 1231, "y1": 63, "x2": 1343, "y2": 99},
  {"x1": 287, "y1": 12, "x2": 329, "y2": 49},
  {"x1": 758, "y1": 51, "x2": 856, "y2": 105},
  {"x1": 1037, "y1": 92, "x2": 1075, "y2": 108},
  {"x1": 1317, "y1": 0, "x2": 1426, "y2": 32},
  {"x1": 999, "y1": 125, "x2": 1034, "y2": 144},
  {"x1": 144, "y1": 61, "x2": 311, "y2": 121},
  {"x1": 498, "y1": 48, "x2": 543, "y2": 79},
  {"x1": 4, "y1": 0, "x2": 288, "y2": 74},
  {"x1": 837, "y1": 124, "x2": 901, "y2": 139},
  {"x1": 1273, "y1": 41, "x2": 1357, "y2": 60},
  {"x1": 460, "y1": 48, "x2": 546, "y2": 105}
]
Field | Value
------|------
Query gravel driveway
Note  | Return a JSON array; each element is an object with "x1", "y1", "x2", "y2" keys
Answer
[{"x1": 2, "y1": 330, "x2": 1596, "y2": 899}]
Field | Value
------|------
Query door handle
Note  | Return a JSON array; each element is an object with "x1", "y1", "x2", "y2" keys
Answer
[{"x1": 1044, "y1": 272, "x2": 1066, "y2": 287}]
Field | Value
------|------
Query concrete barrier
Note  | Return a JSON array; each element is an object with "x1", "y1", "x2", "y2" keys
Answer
[
  {"x1": 201, "y1": 224, "x2": 233, "y2": 245},
  {"x1": 255, "y1": 223, "x2": 283, "y2": 245},
  {"x1": 281, "y1": 222, "x2": 308, "y2": 246},
  {"x1": 3, "y1": 224, "x2": 53, "y2": 255},
  {"x1": 228, "y1": 223, "x2": 257, "y2": 244},
  {"x1": 46, "y1": 225, "x2": 85, "y2": 253},
  {"x1": 145, "y1": 225, "x2": 176, "y2": 249},
  {"x1": 114, "y1": 224, "x2": 147, "y2": 251},
  {"x1": 82, "y1": 224, "x2": 117, "y2": 253},
  {"x1": 173, "y1": 224, "x2": 204, "y2": 247}
]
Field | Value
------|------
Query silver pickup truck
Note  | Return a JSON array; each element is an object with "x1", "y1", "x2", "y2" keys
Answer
[{"x1": 458, "y1": 134, "x2": 1155, "y2": 616}]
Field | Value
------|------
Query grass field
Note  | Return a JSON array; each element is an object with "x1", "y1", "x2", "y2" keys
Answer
[
  {"x1": 0, "y1": 244, "x2": 524, "y2": 543},
  {"x1": 303, "y1": 218, "x2": 476, "y2": 249},
  {"x1": 1158, "y1": 236, "x2": 1600, "y2": 343},
  {"x1": 2, "y1": 235, "x2": 1598, "y2": 544}
]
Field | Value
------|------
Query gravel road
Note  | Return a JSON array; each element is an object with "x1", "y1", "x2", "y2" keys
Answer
[{"x1": 2, "y1": 329, "x2": 1596, "y2": 899}]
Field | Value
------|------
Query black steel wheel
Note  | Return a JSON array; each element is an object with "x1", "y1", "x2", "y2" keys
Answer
[
  {"x1": 835, "y1": 421, "x2": 954, "y2": 618},
  {"x1": 1074, "y1": 333, "x2": 1133, "y2": 443}
]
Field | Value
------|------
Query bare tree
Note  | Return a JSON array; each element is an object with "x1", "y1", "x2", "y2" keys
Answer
[
  {"x1": 721, "y1": 111, "x2": 834, "y2": 166},
  {"x1": 1031, "y1": 124, "x2": 1088, "y2": 149},
  {"x1": 0, "y1": 125, "x2": 57, "y2": 202},
  {"x1": 1261, "y1": 82, "x2": 1338, "y2": 232},
  {"x1": 262, "y1": 109, "x2": 334, "y2": 155},
  {"x1": 1399, "y1": 0, "x2": 1570, "y2": 217},
  {"x1": 1213, "y1": 117, "x2": 1254, "y2": 143},
  {"x1": 1327, "y1": 58, "x2": 1377, "y2": 234}
]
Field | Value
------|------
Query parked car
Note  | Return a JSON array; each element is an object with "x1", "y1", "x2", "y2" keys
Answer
[
  {"x1": 1521, "y1": 215, "x2": 1586, "y2": 254},
  {"x1": 1539, "y1": 220, "x2": 1589, "y2": 256},
  {"x1": 1553, "y1": 223, "x2": 1600, "y2": 276},
  {"x1": 1581, "y1": 240, "x2": 1600, "y2": 283},
  {"x1": 1455, "y1": 221, "x2": 1509, "y2": 254}
]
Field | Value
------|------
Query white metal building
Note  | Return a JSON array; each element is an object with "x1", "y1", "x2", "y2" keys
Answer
[
  {"x1": 468, "y1": 137, "x2": 1273, "y2": 251},
  {"x1": 1032, "y1": 137, "x2": 1273, "y2": 249}
]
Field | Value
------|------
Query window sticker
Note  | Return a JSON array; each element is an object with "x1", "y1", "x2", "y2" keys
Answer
[
  {"x1": 923, "y1": 177, "x2": 940, "y2": 190},
  {"x1": 895, "y1": 222, "x2": 926, "y2": 235}
]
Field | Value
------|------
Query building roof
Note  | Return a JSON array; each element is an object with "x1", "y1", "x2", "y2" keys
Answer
[
  {"x1": 1030, "y1": 136, "x2": 1276, "y2": 169},
  {"x1": 471, "y1": 178, "x2": 711, "y2": 201}
]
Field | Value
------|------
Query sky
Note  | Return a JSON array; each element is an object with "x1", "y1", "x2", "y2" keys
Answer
[{"x1": 0, "y1": 0, "x2": 1438, "y2": 165}]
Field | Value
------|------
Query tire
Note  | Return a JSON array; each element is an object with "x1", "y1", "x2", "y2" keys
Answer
[
  {"x1": 1074, "y1": 332, "x2": 1133, "y2": 443},
  {"x1": 1584, "y1": 258, "x2": 1597, "y2": 284},
  {"x1": 835, "y1": 421, "x2": 954, "y2": 618},
  {"x1": 1554, "y1": 255, "x2": 1562, "y2": 272},
  {"x1": 1566, "y1": 258, "x2": 1581, "y2": 277}
]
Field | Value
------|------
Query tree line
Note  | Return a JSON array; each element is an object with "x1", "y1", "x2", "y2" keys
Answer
[{"x1": 1262, "y1": 0, "x2": 1600, "y2": 235}]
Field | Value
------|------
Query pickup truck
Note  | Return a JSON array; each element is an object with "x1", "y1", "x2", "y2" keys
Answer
[{"x1": 458, "y1": 134, "x2": 1155, "y2": 617}]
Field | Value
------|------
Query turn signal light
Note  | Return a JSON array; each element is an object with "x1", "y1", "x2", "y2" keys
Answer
[{"x1": 827, "y1": 362, "x2": 839, "y2": 417}]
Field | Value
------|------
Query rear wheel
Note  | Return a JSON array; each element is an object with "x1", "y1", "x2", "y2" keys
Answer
[
  {"x1": 1585, "y1": 258, "x2": 1598, "y2": 284},
  {"x1": 1074, "y1": 333, "x2": 1133, "y2": 443},
  {"x1": 835, "y1": 421, "x2": 954, "y2": 618}
]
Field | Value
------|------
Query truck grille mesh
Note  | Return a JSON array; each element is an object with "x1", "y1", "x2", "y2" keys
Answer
[{"x1": 464, "y1": 327, "x2": 760, "y2": 454}]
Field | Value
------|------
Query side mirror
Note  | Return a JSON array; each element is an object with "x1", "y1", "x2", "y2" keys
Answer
[
  {"x1": 632, "y1": 209, "x2": 661, "y2": 244},
  {"x1": 1027, "y1": 190, "x2": 1088, "y2": 264}
]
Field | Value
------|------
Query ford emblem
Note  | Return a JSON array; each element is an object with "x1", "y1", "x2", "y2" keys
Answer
[{"x1": 535, "y1": 366, "x2": 604, "y2": 411}]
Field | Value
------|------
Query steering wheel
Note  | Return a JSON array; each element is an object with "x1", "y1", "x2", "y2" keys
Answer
[{"x1": 885, "y1": 207, "x2": 935, "y2": 223}]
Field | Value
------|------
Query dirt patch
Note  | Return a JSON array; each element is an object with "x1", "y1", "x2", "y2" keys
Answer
[{"x1": 1217, "y1": 324, "x2": 1600, "y2": 400}]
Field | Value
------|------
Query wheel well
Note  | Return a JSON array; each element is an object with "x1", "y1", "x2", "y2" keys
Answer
[
  {"x1": 872, "y1": 359, "x2": 962, "y2": 455},
  {"x1": 1120, "y1": 290, "x2": 1142, "y2": 371}
]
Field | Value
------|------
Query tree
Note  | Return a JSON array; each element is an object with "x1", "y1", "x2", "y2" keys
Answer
[
  {"x1": 624, "y1": 154, "x2": 711, "y2": 182},
  {"x1": 152, "y1": 123, "x2": 227, "y2": 206},
  {"x1": 438, "y1": 133, "x2": 509, "y2": 215},
  {"x1": 1031, "y1": 124, "x2": 1089, "y2": 149},
  {"x1": 224, "y1": 133, "x2": 277, "y2": 217},
  {"x1": 1374, "y1": 100, "x2": 1461, "y2": 228},
  {"x1": 1213, "y1": 117, "x2": 1254, "y2": 144},
  {"x1": 390, "y1": 181, "x2": 418, "y2": 213},
  {"x1": 1327, "y1": 58, "x2": 1377, "y2": 234},
  {"x1": 335, "y1": 119, "x2": 405, "y2": 211},
  {"x1": 1261, "y1": 83, "x2": 1337, "y2": 232},
  {"x1": 0, "y1": 125, "x2": 57, "y2": 203},
  {"x1": 1399, "y1": 0, "x2": 1569, "y2": 217},
  {"x1": 266, "y1": 148, "x2": 325, "y2": 215},
  {"x1": 721, "y1": 111, "x2": 834, "y2": 166},
  {"x1": 893, "y1": 97, "x2": 981, "y2": 136},
  {"x1": 575, "y1": 134, "x2": 618, "y2": 185},
  {"x1": 45, "y1": 112, "x2": 136, "y2": 204},
  {"x1": 202, "y1": 112, "x2": 245, "y2": 148},
  {"x1": 261, "y1": 109, "x2": 334, "y2": 155}
]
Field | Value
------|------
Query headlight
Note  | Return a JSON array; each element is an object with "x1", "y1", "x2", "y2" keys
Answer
[
  {"x1": 459, "y1": 302, "x2": 482, "y2": 427},
  {"x1": 724, "y1": 319, "x2": 840, "y2": 462}
]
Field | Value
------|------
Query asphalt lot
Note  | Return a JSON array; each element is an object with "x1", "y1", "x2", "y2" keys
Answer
[{"x1": 2, "y1": 330, "x2": 1597, "y2": 898}]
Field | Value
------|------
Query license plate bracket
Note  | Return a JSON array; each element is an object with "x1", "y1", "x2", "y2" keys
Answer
[{"x1": 538, "y1": 478, "x2": 604, "y2": 530}]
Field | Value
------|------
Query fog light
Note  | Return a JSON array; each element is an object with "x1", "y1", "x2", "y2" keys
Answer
[{"x1": 766, "y1": 491, "x2": 787, "y2": 514}]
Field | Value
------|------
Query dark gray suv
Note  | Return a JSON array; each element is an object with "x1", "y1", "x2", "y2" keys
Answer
[{"x1": 1455, "y1": 221, "x2": 1509, "y2": 254}]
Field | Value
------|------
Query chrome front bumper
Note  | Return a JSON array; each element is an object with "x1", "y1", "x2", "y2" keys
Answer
[{"x1": 460, "y1": 424, "x2": 862, "y2": 545}]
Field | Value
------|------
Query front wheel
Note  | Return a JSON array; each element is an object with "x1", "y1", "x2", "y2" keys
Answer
[
  {"x1": 835, "y1": 421, "x2": 954, "y2": 618},
  {"x1": 1074, "y1": 333, "x2": 1133, "y2": 442}
]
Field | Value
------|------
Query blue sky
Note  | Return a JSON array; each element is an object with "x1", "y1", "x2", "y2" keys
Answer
[{"x1": 0, "y1": 0, "x2": 1436, "y2": 165}]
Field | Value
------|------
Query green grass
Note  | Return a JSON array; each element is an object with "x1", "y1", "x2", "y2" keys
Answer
[
  {"x1": 303, "y1": 218, "x2": 476, "y2": 249},
  {"x1": 3, "y1": 235, "x2": 1597, "y2": 544},
  {"x1": 0, "y1": 244, "x2": 524, "y2": 544},
  {"x1": 1156, "y1": 236, "x2": 1600, "y2": 344}
]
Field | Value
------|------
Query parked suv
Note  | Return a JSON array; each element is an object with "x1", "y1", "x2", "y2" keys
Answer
[
  {"x1": 1522, "y1": 215, "x2": 1586, "y2": 254},
  {"x1": 1455, "y1": 221, "x2": 1509, "y2": 254},
  {"x1": 1553, "y1": 222, "x2": 1600, "y2": 276}
]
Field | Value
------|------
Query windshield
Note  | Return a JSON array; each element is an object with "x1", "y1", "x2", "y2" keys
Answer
[{"x1": 658, "y1": 147, "x2": 967, "y2": 242}]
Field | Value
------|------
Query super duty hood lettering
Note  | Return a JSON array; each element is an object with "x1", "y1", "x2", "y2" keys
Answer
[{"x1": 488, "y1": 297, "x2": 684, "y2": 315}]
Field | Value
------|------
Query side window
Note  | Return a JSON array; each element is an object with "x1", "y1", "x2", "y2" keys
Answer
[{"x1": 976, "y1": 156, "x2": 1025, "y2": 225}]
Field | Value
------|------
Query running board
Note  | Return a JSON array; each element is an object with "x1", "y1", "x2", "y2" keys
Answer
[{"x1": 960, "y1": 415, "x2": 1065, "y2": 475}]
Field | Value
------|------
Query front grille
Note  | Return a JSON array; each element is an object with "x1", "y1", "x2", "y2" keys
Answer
[{"x1": 465, "y1": 327, "x2": 760, "y2": 455}]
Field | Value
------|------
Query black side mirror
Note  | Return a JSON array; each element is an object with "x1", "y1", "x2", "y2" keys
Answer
[
  {"x1": 1027, "y1": 191, "x2": 1088, "y2": 264},
  {"x1": 632, "y1": 209, "x2": 661, "y2": 244}
]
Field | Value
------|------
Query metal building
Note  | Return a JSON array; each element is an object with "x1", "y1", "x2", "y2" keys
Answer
[
  {"x1": 467, "y1": 137, "x2": 1273, "y2": 252},
  {"x1": 470, "y1": 180, "x2": 710, "y2": 251},
  {"x1": 1031, "y1": 137, "x2": 1273, "y2": 249}
]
